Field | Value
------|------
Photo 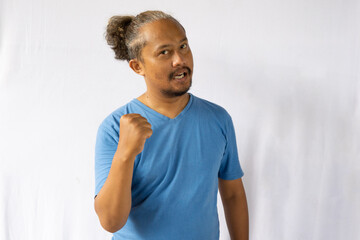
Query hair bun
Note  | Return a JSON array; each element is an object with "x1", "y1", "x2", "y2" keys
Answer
[
  {"x1": 105, "y1": 16, "x2": 134, "y2": 61},
  {"x1": 105, "y1": 11, "x2": 181, "y2": 62}
]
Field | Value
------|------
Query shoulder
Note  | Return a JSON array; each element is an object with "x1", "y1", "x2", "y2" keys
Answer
[
  {"x1": 191, "y1": 94, "x2": 232, "y2": 122},
  {"x1": 97, "y1": 99, "x2": 136, "y2": 135}
]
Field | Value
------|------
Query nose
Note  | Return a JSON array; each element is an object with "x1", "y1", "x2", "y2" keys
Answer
[{"x1": 172, "y1": 51, "x2": 186, "y2": 68}]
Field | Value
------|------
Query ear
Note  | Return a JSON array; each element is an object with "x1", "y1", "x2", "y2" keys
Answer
[{"x1": 129, "y1": 59, "x2": 145, "y2": 76}]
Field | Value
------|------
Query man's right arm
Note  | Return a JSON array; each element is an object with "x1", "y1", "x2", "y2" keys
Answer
[
  {"x1": 94, "y1": 114, "x2": 152, "y2": 233},
  {"x1": 94, "y1": 151, "x2": 135, "y2": 233}
]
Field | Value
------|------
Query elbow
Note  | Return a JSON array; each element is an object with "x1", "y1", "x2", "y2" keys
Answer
[
  {"x1": 94, "y1": 200, "x2": 129, "y2": 233},
  {"x1": 99, "y1": 217, "x2": 127, "y2": 233}
]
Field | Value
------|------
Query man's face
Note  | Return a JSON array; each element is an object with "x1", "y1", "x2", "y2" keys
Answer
[{"x1": 136, "y1": 19, "x2": 194, "y2": 97}]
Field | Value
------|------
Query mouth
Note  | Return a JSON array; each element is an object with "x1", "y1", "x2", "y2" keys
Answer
[
  {"x1": 173, "y1": 71, "x2": 187, "y2": 80},
  {"x1": 170, "y1": 67, "x2": 191, "y2": 81}
]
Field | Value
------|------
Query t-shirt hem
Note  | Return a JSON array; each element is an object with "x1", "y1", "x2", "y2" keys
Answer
[{"x1": 218, "y1": 172, "x2": 244, "y2": 180}]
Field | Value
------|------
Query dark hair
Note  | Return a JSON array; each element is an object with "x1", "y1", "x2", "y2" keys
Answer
[{"x1": 105, "y1": 10, "x2": 184, "y2": 62}]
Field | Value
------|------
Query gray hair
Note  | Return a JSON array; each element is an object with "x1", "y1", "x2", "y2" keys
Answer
[{"x1": 105, "y1": 10, "x2": 184, "y2": 62}]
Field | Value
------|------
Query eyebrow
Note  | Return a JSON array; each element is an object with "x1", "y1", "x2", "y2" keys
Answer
[{"x1": 155, "y1": 37, "x2": 188, "y2": 51}]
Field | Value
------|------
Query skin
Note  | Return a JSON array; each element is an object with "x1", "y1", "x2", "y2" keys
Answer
[
  {"x1": 131, "y1": 19, "x2": 249, "y2": 239},
  {"x1": 94, "y1": 113, "x2": 153, "y2": 232},
  {"x1": 95, "y1": 18, "x2": 249, "y2": 239},
  {"x1": 129, "y1": 18, "x2": 194, "y2": 119},
  {"x1": 219, "y1": 178, "x2": 249, "y2": 240}
]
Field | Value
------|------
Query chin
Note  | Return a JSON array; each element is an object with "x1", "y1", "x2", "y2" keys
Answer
[
  {"x1": 173, "y1": 90, "x2": 189, "y2": 97},
  {"x1": 162, "y1": 86, "x2": 191, "y2": 97},
  {"x1": 162, "y1": 79, "x2": 192, "y2": 97},
  {"x1": 161, "y1": 89, "x2": 189, "y2": 97}
]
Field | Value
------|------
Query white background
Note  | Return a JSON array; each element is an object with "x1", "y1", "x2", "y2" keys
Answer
[{"x1": 1, "y1": 0, "x2": 359, "y2": 239}]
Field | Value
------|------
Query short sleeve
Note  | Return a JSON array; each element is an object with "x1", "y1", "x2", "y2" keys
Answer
[
  {"x1": 218, "y1": 115, "x2": 244, "y2": 180},
  {"x1": 94, "y1": 124, "x2": 119, "y2": 198}
]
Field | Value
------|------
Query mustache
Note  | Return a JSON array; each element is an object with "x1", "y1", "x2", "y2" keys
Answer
[{"x1": 169, "y1": 67, "x2": 192, "y2": 80}]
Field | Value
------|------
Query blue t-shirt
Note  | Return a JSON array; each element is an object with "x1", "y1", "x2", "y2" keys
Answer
[{"x1": 95, "y1": 93, "x2": 244, "y2": 240}]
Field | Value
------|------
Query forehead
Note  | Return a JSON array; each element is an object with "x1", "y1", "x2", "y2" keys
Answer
[{"x1": 140, "y1": 19, "x2": 187, "y2": 49}]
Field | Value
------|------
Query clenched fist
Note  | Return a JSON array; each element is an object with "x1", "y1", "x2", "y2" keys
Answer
[{"x1": 117, "y1": 113, "x2": 153, "y2": 160}]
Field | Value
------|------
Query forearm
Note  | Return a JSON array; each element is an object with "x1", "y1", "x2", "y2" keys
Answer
[
  {"x1": 222, "y1": 194, "x2": 249, "y2": 240},
  {"x1": 94, "y1": 150, "x2": 135, "y2": 233}
]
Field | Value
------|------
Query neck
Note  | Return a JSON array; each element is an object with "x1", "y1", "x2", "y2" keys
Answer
[{"x1": 137, "y1": 91, "x2": 190, "y2": 119}]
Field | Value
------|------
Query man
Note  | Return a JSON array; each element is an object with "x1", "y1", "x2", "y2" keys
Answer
[{"x1": 94, "y1": 10, "x2": 249, "y2": 240}]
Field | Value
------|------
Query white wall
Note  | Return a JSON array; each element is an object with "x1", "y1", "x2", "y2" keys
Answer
[{"x1": 0, "y1": 0, "x2": 359, "y2": 239}]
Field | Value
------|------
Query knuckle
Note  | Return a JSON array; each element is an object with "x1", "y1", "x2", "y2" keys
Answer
[
  {"x1": 121, "y1": 114, "x2": 131, "y2": 121},
  {"x1": 129, "y1": 117, "x2": 139, "y2": 125}
]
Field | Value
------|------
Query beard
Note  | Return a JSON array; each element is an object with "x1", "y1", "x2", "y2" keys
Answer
[
  {"x1": 160, "y1": 77, "x2": 192, "y2": 97},
  {"x1": 161, "y1": 66, "x2": 192, "y2": 97}
]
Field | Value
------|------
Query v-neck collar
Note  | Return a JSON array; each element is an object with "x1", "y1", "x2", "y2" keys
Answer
[{"x1": 132, "y1": 93, "x2": 194, "y2": 122}]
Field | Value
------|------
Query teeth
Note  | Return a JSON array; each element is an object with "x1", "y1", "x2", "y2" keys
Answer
[{"x1": 174, "y1": 73, "x2": 185, "y2": 79}]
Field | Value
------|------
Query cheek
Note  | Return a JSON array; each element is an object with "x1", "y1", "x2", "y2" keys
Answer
[
  {"x1": 187, "y1": 51, "x2": 194, "y2": 67},
  {"x1": 154, "y1": 72, "x2": 166, "y2": 80},
  {"x1": 143, "y1": 58, "x2": 172, "y2": 80},
  {"x1": 150, "y1": 66, "x2": 171, "y2": 80}
]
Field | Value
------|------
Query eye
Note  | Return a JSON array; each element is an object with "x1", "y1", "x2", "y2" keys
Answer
[
  {"x1": 180, "y1": 43, "x2": 188, "y2": 49},
  {"x1": 160, "y1": 50, "x2": 169, "y2": 55}
]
